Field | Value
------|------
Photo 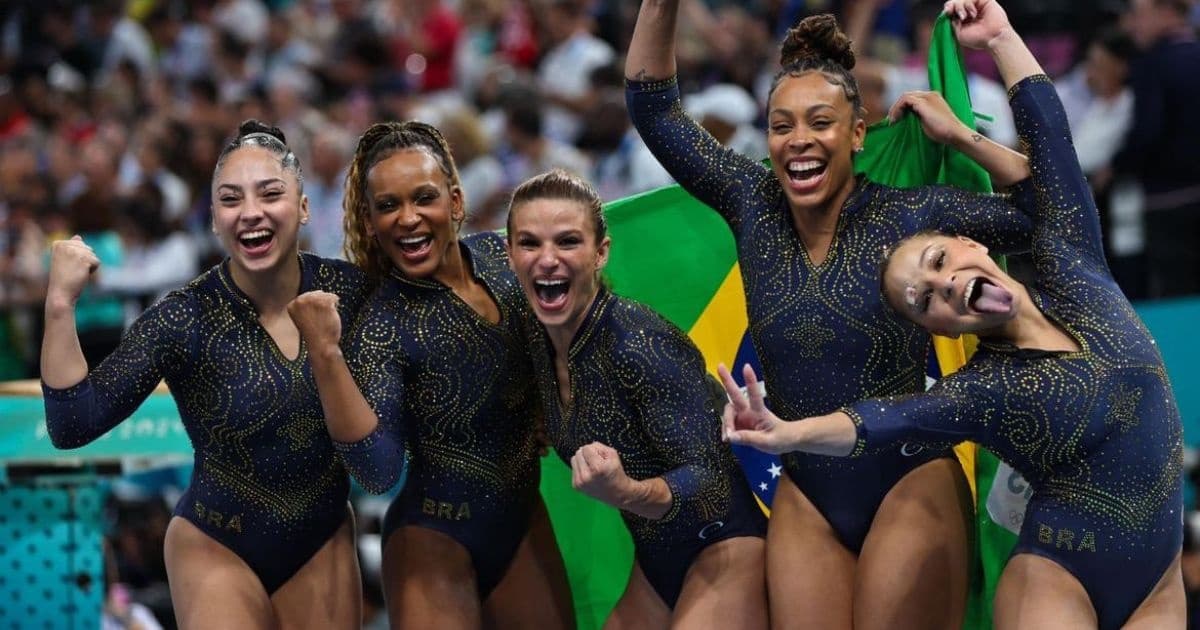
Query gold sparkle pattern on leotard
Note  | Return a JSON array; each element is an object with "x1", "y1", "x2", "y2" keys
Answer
[
  {"x1": 346, "y1": 232, "x2": 541, "y2": 519},
  {"x1": 530, "y1": 290, "x2": 753, "y2": 546}
]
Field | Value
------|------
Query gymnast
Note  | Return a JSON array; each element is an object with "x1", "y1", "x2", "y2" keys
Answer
[
  {"x1": 41, "y1": 121, "x2": 370, "y2": 628},
  {"x1": 719, "y1": 1, "x2": 1185, "y2": 627},
  {"x1": 506, "y1": 169, "x2": 767, "y2": 629},
  {"x1": 287, "y1": 120, "x2": 574, "y2": 629}
]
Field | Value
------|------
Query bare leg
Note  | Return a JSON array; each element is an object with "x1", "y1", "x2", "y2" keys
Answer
[
  {"x1": 272, "y1": 507, "x2": 361, "y2": 629},
  {"x1": 671, "y1": 536, "x2": 767, "y2": 630},
  {"x1": 603, "y1": 563, "x2": 671, "y2": 630},
  {"x1": 766, "y1": 475, "x2": 855, "y2": 630},
  {"x1": 382, "y1": 525, "x2": 483, "y2": 629},
  {"x1": 1122, "y1": 553, "x2": 1185, "y2": 629},
  {"x1": 993, "y1": 553, "x2": 1097, "y2": 630},
  {"x1": 483, "y1": 498, "x2": 576, "y2": 630},
  {"x1": 164, "y1": 516, "x2": 278, "y2": 630},
  {"x1": 854, "y1": 457, "x2": 973, "y2": 630}
]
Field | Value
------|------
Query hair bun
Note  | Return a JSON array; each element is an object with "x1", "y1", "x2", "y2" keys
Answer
[
  {"x1": 780, "y1": 14, "x2": 856, "y2": 70},
  {"x1": 237, "y1": 119, "x2": 287, "y2": 145}
]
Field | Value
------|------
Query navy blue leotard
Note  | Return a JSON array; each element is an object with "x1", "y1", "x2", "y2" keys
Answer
[
  {"x1": 44, "y1": 253, "x2": 371, "y2": 594},
  {"x1": 627, "y1": 77, "x2": 1035, "y2": 551},
  {"x1": 530, "y1": 289, "x2": 766, "y2": 607},
  {"x1": 343, "y1": 232, "x2": 542, "y2": 597},
  {"x1": 845, "y1": 76, "x2": 1184, "y2": 629}
]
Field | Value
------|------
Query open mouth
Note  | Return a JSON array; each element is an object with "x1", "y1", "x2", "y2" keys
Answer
[
  {"x1": 534, "y1": 278, "x2": 569, "y2": 310},
  {"x1": 238, "y1": 229, "x2": 274, "y2": 254},
  {"x1": 964, "y1": 277, "x2": 1013, "y2": 314},
  {"x1": 786, "y1": 159, "x2": 827, "y2": 184},
  {"x1": 395, "y1": 234, "x2": 433, "y2": 258}
]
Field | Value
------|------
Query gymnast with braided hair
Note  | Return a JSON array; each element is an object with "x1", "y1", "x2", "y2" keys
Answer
[
  {"x1": 287, "y1": 120, "x2": 574, "y2": 629},
  {"x1": 42, "y1": 120, "x2": 371, "y2": 628},
  {"x1": 719, "y1": 1, "x2": 1185, "y2": 627}
]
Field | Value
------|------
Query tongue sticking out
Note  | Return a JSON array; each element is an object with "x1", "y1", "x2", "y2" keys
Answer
[{"x1": 972, "y1": 281, "x2": 1013, "y2": 314}]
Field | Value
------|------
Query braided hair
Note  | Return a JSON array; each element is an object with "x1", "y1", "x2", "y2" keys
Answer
[{"x1": 343, "y1": 121, "x2": 464, "y2": 280}]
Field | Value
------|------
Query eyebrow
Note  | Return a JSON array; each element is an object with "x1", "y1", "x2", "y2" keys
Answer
[
  {"x1": 217, "y1": 178, "x2": 287, "y2": 192},
  {"x1": 768, "y1": 103, "x2": 837, "y2": 119},
  {"x1": 920, "y1": 244, "x2": 934, "y2": 269}
]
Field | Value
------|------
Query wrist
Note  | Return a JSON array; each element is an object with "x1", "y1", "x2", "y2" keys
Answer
[
  {"x1": 986, "y1": 27, "x2": 1020, "y2": 54},
  {"x1": 616, "y1": 475, "x2": 645, "y2": 510},
  {"x1": 948, "y1": 123, "x2": 982, "y2": 150},
  {"x1": 44, "y1": 291, "x2": 78, "y2": 318},
  {"x1": 310, "y1": 343, "x2": 345, "y2": 367}
]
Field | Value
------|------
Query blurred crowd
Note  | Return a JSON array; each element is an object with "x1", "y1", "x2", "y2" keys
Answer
[
  {"x1": 1, "y1": 0, "x2": 1198, "y2": 381},
  {"x1": 1, "y1": 0, "x2": 1198, "y2": 627}
]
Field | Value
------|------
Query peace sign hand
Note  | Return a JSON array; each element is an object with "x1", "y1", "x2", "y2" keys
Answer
[{"x1": 717, "y1": 363, "x2": 796, "y2": 455}]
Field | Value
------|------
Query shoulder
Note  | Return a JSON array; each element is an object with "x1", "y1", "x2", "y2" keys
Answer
[
  {"x1": 462, "y1": 231, "x2": 508, "y2": 260},
  {"x1": 306, "y1": 253, "x2": 372, "y2": 305},
  {"x1": 608, "y1": 297, "x2": 701, "y2": 363}
]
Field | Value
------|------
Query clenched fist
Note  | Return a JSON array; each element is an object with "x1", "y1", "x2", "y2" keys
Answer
[
  {"x1": 46, "y1": 236, "x2": 100, "y2": 311},
  {"x1": 287, "y1": 290, "x2": 343, "y2": 351},
  {"x1": 570, "y1": 442, "x2": 635, "y2": 508}
]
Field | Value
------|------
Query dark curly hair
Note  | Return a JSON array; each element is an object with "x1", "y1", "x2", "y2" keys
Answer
[{"x1": 769, "y1": 14, "x2": 863, "y2": 119}]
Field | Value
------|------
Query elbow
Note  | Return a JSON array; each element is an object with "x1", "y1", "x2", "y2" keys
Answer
[
  {"x1": 47, "y1": 423, "x2": 89, "y2": 450},
  {"x1": 352, "y1": 451, "x2": 408, "y2": 495}
]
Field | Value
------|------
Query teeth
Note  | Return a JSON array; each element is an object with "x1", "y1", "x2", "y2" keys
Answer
[
  {"x1": 399, "y1": 235, "x2": 430, "y2": 245},
  {"x1": 964, "y1": 278, "x2": 976, "y2": 311},
  {"x1": 535, "y1": 279, "x2": 567, "y2": 287},
  {"x1": 241, "y1": 230, "x2": 271, "y2": 240},
  {"x1": 788, "y1": 160, "x2": 823, "y2": 172}
]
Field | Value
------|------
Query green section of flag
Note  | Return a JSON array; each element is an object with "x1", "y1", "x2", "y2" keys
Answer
[
  {"x1": 603, "y1": 185, "x2": 739, "y2": 332},
  {"x1": 539, "y1": 458, "x2": 634, "y2": 630}
]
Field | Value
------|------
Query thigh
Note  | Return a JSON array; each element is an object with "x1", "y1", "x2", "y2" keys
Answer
[
  {"x1": 994, "y1": 553, "x2": 1097, "y2": 630},
  {"x1": 1124, "y1": 553, "x2": 1186, "y2": 630},
  {"x1": 854, "y1": 457, "x2": 973, "y2": 630},
  {"x1": 271, "y1": 507, "x2": 361, "y2": 630},
  {"x1": 671, "y1": 537, "x2": 767, "y2": 630},
  {"x1": 164, "y1": 517, "x2": 277, "y2": 630},
  {"x1": 383, "y1": 524, "x2": 482, "y2": 630},
  {"x1": 483, "y1": 498, "x2": 576, "y2": 630},
  {"x1": 766, "y1": 475, "x2": 855, "y2": 630},
  {"x1": 603, "y1": 562, "x2": 671, "y2": 630}
]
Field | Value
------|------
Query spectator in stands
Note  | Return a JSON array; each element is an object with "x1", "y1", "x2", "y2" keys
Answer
[
  {"x1": 536, "y1": 0, "x2": 616, "y2": 143},
  {"x1": 1056, "y1": 28, "x2": 1142, "y2": 298},
  {"x1": 1115, "y1": 0, "x2": 1200, "y2": 298}
]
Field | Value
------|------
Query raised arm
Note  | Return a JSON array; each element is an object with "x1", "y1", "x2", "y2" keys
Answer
[
  {"x1": 289, "y1": 292, "x2": 407, "y2": 494},
  {"x1": 41, "y1": 237, "x2": 98, "y2": 390},
  {"x1": 946, "y1": 0, "x2": 1041, "y2": 89},
  {"x1": 625, "y1": 0, "x2": 679, "y2": 82},
  {"x1": 623, "y1": 0, "x2": 772, "y2": 227},
  {"x1": 42, "y1": 247, "x2": 192, "y2": 449},
  {"x1": 954, "y1": 0, "x2": 1102, "y2": 259}
]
